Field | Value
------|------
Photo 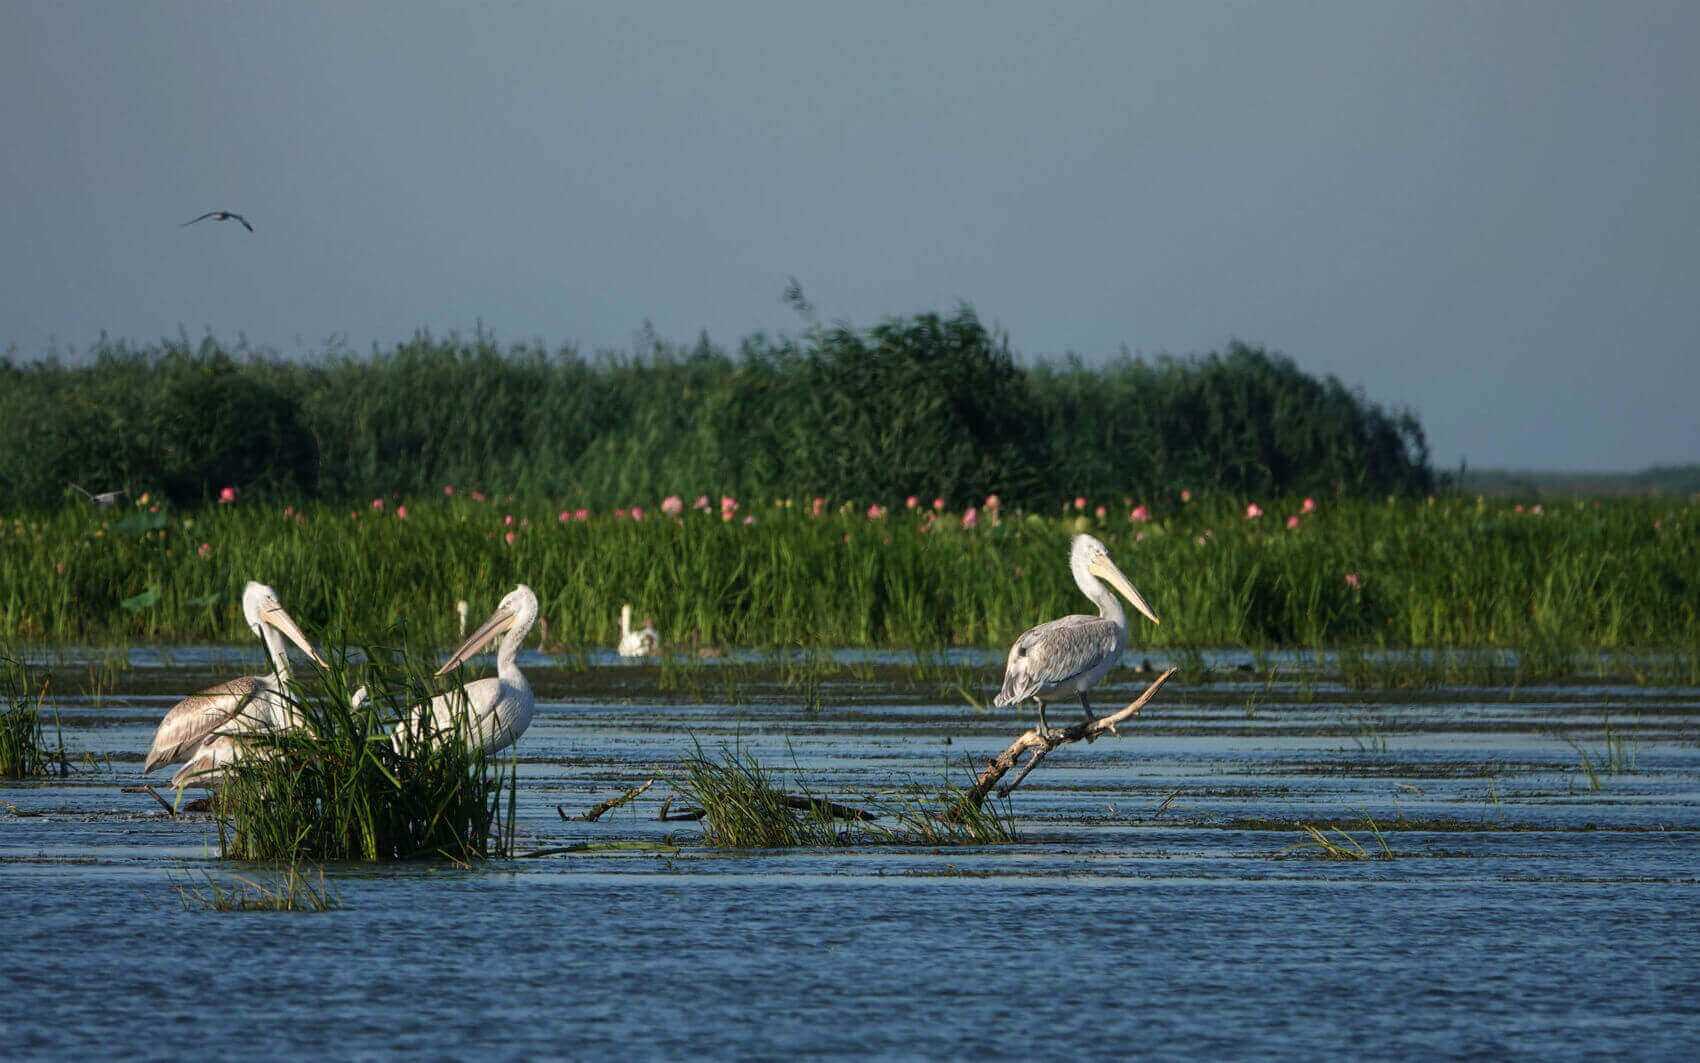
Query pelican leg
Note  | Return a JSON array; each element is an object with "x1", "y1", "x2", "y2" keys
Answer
[
  {"x1": 1081, "y1": 692, "x2": 1115, "y2": 737},
  {"x1": 1036, "y1": 699, "x2": 1050, "y2": 737}
]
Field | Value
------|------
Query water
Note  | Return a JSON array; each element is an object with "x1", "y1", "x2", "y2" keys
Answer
[{"x1": 5, "y1": 657, "x2": 1699, "y2": 1059}]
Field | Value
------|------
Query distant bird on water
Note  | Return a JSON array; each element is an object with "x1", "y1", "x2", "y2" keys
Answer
[
  {"x1": 994, "y1": 534, "x2": 1161, "y2": 736},
  {"x1": 617, "y1": 604, "x2": 660, "y2": 658},
  {"x1": 181, "y1": 210, "x2": 254, "y2": 233}
]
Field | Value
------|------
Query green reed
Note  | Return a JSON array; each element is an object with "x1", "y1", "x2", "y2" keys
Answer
[
  {"x1": 174, "y1": 864, "x2": 342, "y2": 913},
  {"x1": 212, "y1": 649, "x2": 515, "y2": 863},
  {"x1": 0, "y1": 656, "x2": 64, "y2": 778},
  {"x1": 2, "y1": 495, "x2": 1694, "y2": 661}
]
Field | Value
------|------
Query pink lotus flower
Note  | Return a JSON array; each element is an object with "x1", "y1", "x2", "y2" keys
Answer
[
  {"x1": 371, "y1": 498, "x2": 385, "y2": 511},
  {"x1": 471, "y1": 490, "x2": 486, "y2": 503},
  {"x1": 1074, "y1": 496, "x2": 1087, "y2": 510},
  {"x1": 395, "y1": 505, "x2": 408, "y2": 520},
  {"x1": 1531, "y1": 504, "x2": 1544, "y2": 516},
  {"x1": 1245, "y1": 503, "x2": 1263, "y2": 520},
  {"x1": 443, "y1": 485, "x2": 456, "y2": 497},
  {"x1": 1514, "y1": 504, "x2": 1525, "y2": 514},
  {"x1": 905, "y1": 495, "x2": 919, "y2": 510},
  {"x1": 504, "y1": 531, "x2": 516, "y2": 546},
  {"x1": 558, "y1": 510, "x2": 572, "y2": 523},
  {"x1": 1130, "y1": 505, "x2": 1151, "y2": 523},
  {"x1": 282, "y1": 505, "x2": 294, "y2": 518},
  {"x1": 1180, "y1": 489, "x2": 1192, "y2": 503},
  {"x1": 197, "y1": 542, "x2": 212, "y2": 559},
  {"x1": 575, "y1": 508, "x2": 590, "y2": 521},
  {"x1": 218, "y1": 486, "x2": 237, "y2": 504},
  {"x1": 1301, "y1": 497, "x2": 1317, "y2": 514},
  {"x1": 1094, "y1": 505, "x2": 1106, "y2": 519},
  {"x1": 694, "y1": 494, "x2": 711, "y2": 510},
  {"x1": 631, "y1": 507, "x2": 646, "y2": 521},
  {"x1": 984, "y1": 494, "x2": 1001, "y2": 511},
  {"x1": 961, "y1": 506, "x2": 978, "y2": 529},
  {"x1": 1345, "y1": 572, "x2": 1362, "y2": 589},
  {"x1": 811, "y1": 497, "x2": 827, "y2": 517},
  {"x1": 661, "y1": 495, "x2": 684, "y2": 517},
  {"x1": 503, "y1": 514, "x2": 515, "y2": 526},
  {"x1": 721, "y1": 497, "x2": 739, "y2": 521},
  {"x1": 614, "y1": 508, "x2": 629, "y2": 520},
  {"x1": 743, "y1": 515, "x2": 757, "y2": 526},
  {"x1": 933, "y1": 497, "x2": 945, "y2": 511},
  {"x1": 867, "y1": 504, "x2": 886, "y2": 520},
  {"x1": 1286, "y1": 515, "x2": 1300, "y2": 529}
]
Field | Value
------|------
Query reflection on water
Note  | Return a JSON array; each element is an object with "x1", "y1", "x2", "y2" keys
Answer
[{"x1": 4, "y1": 662, "x2": 1699, "y2": 1058}]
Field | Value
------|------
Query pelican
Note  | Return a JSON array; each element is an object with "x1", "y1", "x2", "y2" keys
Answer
[
  {"x1": 993, "y1": 534, "x2": 1161, "y2": 736},
  {"x1": 395, "y1": 585, "x2": 538, "y2": 756},
  {"x1": 617, "y1": 603, "x2": 660, "y2": 657},
  {"x1": 143, "y1": 581, "x2": 327, "y2": 787},
  {"x1": 181, "y1": 209, "x2": 254, "y2": 232}
]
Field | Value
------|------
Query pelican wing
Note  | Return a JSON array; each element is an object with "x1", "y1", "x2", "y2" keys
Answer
[
  {"x1": 143, "y1": 676, "x2": 262, "y2": 772},
  {"x1": 994, "y1": 615, "x2": 1121, "y2": 706}
]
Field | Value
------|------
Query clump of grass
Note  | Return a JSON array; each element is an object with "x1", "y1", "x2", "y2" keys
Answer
[
  {"x1": 1564, "y1": 719, "x2": 1637, "y2": 792},
  {"x1": 1290, "y1": 816, "x2": 1395, "y2": 861},
  {"x1": 1, "y1": 656, "x2": 65, "y2": 779},
  {"x1": 213, "y1": 649, "x2": 516, "y2": 863},
  {"x1": 673, "y1": 743, "x2": 1015, "y2": 848},
  {"x1": 174, "y1": 864, "x2": 341, "y2": 912}
]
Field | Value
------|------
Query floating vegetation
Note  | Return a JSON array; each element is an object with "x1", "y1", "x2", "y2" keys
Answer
[
  {"x1": 673, "y1": 744, "x2": 1014, "y2": 849},
  {"x1": 1288, "y1": 816, "x2": 1396, "y2": 861},
  {"x1": 174, "y1": 865, "x2": 341, "y2": 913},
  {"x1": 1, "y1": 656, "x2": 65, "y2": 779},
  {"x1": 212, "y1": 652, "x2": 516, "y2": 863}
]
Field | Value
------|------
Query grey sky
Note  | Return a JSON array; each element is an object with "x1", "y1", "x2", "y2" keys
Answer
[{"x1": 3, "y1": 1, "x2": 1695, "y2": 471}]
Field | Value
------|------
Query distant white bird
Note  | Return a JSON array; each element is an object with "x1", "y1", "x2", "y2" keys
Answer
[
  {"x1": 143, "y1": 582, "x2": 327, "y2": 787},
  {"x1": 68, "y1": 484, "x2": 127, "y2": 507},
  {"x1": 994, "y1": 534, "x2": 1161, "y2": 736},
  {"x1": 455, "y1": 599, "x2": 469, "y2": 638},
  {"x1": 181, "y1": 209, "x2": 254, "y2": 232},
  {"x1": 617, "y1": 603, "x2": 660, "y2": 657},
  {"x1": 395, "y1": 585, "x2": 538, "y2": 756}
]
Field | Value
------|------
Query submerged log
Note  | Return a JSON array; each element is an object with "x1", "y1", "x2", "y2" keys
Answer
[
  {"x1": 569, "y1": 779, "x2": 655, "y2": 822},
  {"x1": 949, "y1": 668, "x2": 1176, "y2": 820}
]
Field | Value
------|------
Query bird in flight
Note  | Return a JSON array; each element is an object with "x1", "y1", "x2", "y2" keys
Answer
[{"x1": 181, "y1": 210, "x2": 254, "y2": 233}]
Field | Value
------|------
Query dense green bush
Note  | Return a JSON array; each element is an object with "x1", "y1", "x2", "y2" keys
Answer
[{"x1": 0, "y1": 308, "x2": 1431, "y2": 508}]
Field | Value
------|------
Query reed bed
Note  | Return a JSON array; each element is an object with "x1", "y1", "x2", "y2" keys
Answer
[
  {"x1": 1, "y1": 656, "x2": 63, "y2": 778},
  {"x1": 2, "y1": 495, "x2": 1695, "y2": 661},
  {"x1": 212, "y1": 652, "x2": 515, "y2": 863},
  {"x1": 174, "y1": 865, "x2": 342, "y2": 913}
]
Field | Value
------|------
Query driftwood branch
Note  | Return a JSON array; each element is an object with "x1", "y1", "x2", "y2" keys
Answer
[
  {"x1": 656, "y1": 796, "x2": 705, "y2": 821},
  {"x1": 951, "y1": 668, "x2": 1176, "y2": 818},
  {"x1": 568, "y1": 779, "x2": 655, "y2": 822},
  {"x1": 122, "y1": 784, "x2": 177, "y2": 816}
]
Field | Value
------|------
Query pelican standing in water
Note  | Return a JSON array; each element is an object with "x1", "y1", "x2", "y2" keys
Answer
[
  {"x1": 994, "y1": 534, "x2": 1161, "y2": 736},
  {"x1": 396, "y1": 585, "x2": 538, "y2": 755},
  {"x1": 617, "y1": 603, "x2": 660, "y2": 657},
  {"x1": 143, "y1": 582, "x2": 328, "y2": 787}
]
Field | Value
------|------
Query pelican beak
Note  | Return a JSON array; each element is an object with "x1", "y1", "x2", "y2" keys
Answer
[
  {"x1": 1090, "y1": 557, "x2": 1161, "y2": 625},
  {"x1": 260, "y1": 603, "x2": 330, "y2": 668},
  {"x1": 436, "y1": 605, "x2": 517, "y2": 676}
]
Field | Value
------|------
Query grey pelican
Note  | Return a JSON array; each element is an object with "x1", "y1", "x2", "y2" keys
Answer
[
  {"x1": 396, "y1": 585, "x2": 537, "y2": 756},
  {"x1": 181, "y1": 210, "x2": 254, "y2": 233},
  {"x1": 143, "y1": 581, "x2": 327, "y2": 786},
  {"x1": 617, "y1": 603, "x2": 660, "y2": 657},
  {"x1": 993, "y1": 534, "x2": 1160, "y2": 735}
]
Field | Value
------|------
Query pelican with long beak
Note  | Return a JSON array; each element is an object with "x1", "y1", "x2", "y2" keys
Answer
[
  {"x1": 993, "y1": 534, "x2": 1161, "y2": 736},
  {"x1": 395, "y1": 584, "x2": 538, "y2": 756},
  {"x1": 143, "y1": 581, "x2": 328, "y2": 785}
]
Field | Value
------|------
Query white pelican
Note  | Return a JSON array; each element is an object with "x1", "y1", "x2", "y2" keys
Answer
[
  {"x1": 143, "y1": 581, "x2": 327, "y2": 786},
  {"x1": 617, "y1": 603, "x2": 660, "y2": 657},
  {"x1": 993, "y1": 534, "x2": 1161, "y2": 735},
  {"x1": 395, "y1": 584, "x2": 538, "y2": 756}
]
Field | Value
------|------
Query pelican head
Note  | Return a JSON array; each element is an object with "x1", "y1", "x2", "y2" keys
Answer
[
  {"x1": 1069, "y1": 535, "x2": 1160, "y2": 626},
  {"x1": 241, "y1": 581, "x2": 329, "y2": 667},
  {"x1": 437, "y1": 584, "x2": 538, "y2": 675}
]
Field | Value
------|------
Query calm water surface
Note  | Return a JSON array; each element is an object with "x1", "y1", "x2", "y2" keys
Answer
[{"x1": 4, "y1": 652, "x2": 1698, "y2": 1060}]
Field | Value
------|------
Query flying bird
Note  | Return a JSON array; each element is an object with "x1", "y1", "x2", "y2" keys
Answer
[
  {"x1": 181, "y1": 210, "x2": 254, "y2": 233},
  {"x1": 994, "y1": 534, "x2": 1161, "y2": 736},
  {"x1": 68, "y1": 484, "x2": 127, "y2": 508}
]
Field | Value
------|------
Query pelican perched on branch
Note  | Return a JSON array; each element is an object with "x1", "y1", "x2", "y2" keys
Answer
[
  {"x1": 994, "y1": 534, "x2": 1161, "y2": 736},
  {"x1": 617, "y1": 604, "x2": 660, "y2": 658},
  {"x1": 396, "y1": 585, "x2": 538, "y2": 756},
  {"x1": 143, "y1": 582, "x2": 327, "y2": 786}
]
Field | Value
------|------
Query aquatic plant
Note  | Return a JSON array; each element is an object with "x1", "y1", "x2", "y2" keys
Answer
[
  {"x1": 1290, "y1": 816, "x2": 1395, "y2": 861},
  {"x1": 174, "y1": 864, "x2": 341, "y2": 913},
  {"x1": 0, "y1": 656, "x2": 64, "y2": 779},
  {"x1": 211, "y1": 650, "x2": 516, "y2": 863}
]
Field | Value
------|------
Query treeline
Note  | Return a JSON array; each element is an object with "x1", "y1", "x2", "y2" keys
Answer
[{"x1": 0, "y1": 308, "x2": 1432, "y2": 508}]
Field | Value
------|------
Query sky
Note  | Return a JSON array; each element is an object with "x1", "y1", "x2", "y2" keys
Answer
[{"x1": 2, "y1": 1, "x2": 1696, "y2": 471}]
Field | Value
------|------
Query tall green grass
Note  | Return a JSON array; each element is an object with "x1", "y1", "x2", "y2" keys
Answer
[
  {"x1": 1, "y1": 657, "x2": 63, "y2": 778},
  {"x1": 2, "y1": 495, "x2": 1695, "y2": 654},
  {"x1": 213, "y1": 650, "x2": 515, "y2": 863}
]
